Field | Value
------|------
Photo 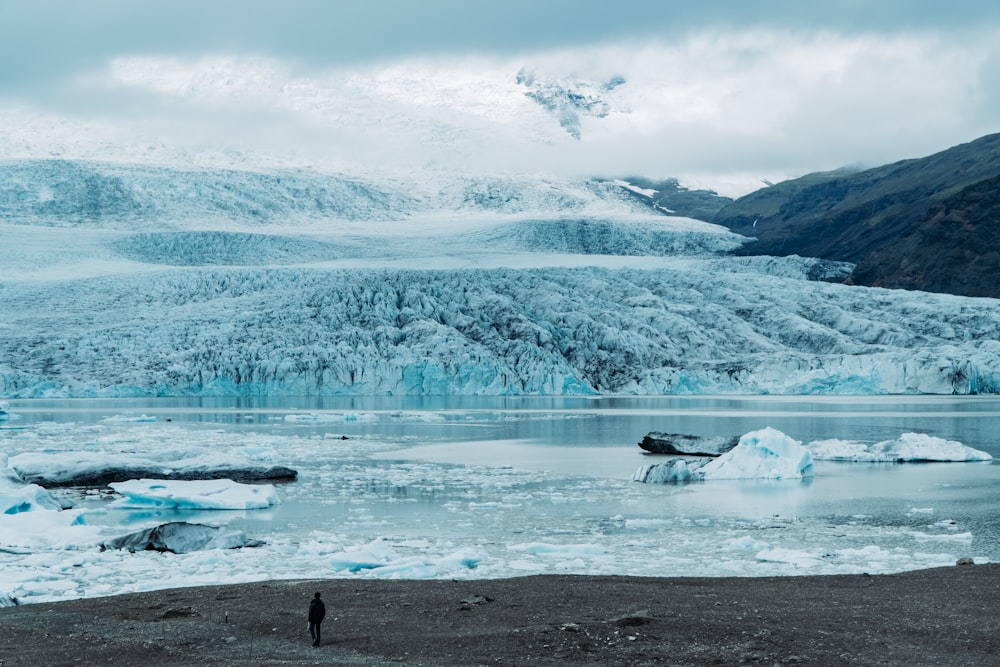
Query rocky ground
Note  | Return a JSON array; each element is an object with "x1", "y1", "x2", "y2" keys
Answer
[{"x1": 1, "y1": 565, "x2": 998, "y2": 666}]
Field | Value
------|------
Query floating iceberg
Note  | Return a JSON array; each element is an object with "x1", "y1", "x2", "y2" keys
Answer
[
  {"x1": 10, "y1": 451, "x2": 297, "y2": 487},
  {"x1": 808, "y1": 433, "x2": 993, "y2": 462},
  {"x1": 1, "y1": 453, "x2": 64, "y2": 514},
  {"x1": 633, "y1": 427, "x2": 814, "y2": 483},
  {"x1": 101, "y1": 522, "x2": 265, "y2": 553},
  {"x1": 109, "y1": 479, "x2": 280, "y2": 510},
  {"x1": 0, "y1": 509, "x2": 100, "y2": 550}
]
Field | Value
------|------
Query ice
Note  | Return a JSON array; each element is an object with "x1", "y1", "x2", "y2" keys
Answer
[
  {"x1": 1, "y1": 453, "x2": 63, "y2": 516},
  {"x1": 284, "y1": 412, "x2": 378, "y2": 423},
  {"x1": 633, "y1": 427, "x2": 814, "y2": 483},
  {"x1": 328, "y1": 538, "x2": 480, "y2": 577},
  {"x1": 109, "y1": 479, "x2": 280, "y2": 510},
  {"x1": 701, "y1": 428, "x2": 814, "y2": 480},
  {"x1": 100, "y1": 414, "x2": 157, "y2": 423},
  {"x1": 2, "y1": 160, "x2": 1000, "y2": 399},
  {"x1": 10, "y1": 449, "x2": 295, "y2": 487},
  {"x1": 101, "y1": 522, "x2": 265, "y2": 553},
  {"x1": 808, "y1": 433, "x2": 993, "y2": 462},
  {"x1": 0, "y1": 410, "x2": 993, "y2": 605},
  {"x1": 511, "y1": 543, "x2": 606, "y2": 557},
  {"x1": 755, "y1": 548, "x2": 824, "y2": 568},
  {"x1": 637, "y1": 429, "x2": 989, "y2": 485},
  {"x1": 0, "y1": 509, "x2": 100, "y2": 550}
]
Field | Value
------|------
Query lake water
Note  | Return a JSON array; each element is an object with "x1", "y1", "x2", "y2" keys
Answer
[{"x1": 2, "y1": 395, "x2": 999, "y2": 602}]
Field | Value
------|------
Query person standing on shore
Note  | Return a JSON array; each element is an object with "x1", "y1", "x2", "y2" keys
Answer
[{"x1": 308, "y1": 591, "x2": 326, "y2": 646}]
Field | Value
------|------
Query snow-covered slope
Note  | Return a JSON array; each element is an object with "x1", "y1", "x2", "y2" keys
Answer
[
  {"x1": 0, "y1": 159, "x2": 668, "y2": 229},
  {"x1": 1, "y1": 158, "x2": 998, "y2": 398}
]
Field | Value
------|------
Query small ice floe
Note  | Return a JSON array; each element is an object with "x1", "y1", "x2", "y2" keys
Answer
[
  {"x1": 633, "y1": 427, "x2": 814, "y2": 483},
  {"x1": 807, "y1": 433, "x2": 992, "y2": 462},
  {"x1": 100, "y1": 414, "x2": 157, "y2": 423},
  {"x1": 1, "y1": 454, "x2": 65, "y2": 514},
  {"x1": 0, "y1": 453, "x2": 102, "y2": 550},
  {"x1": 0, "y1": 509, "x2": 100, "y2": 550},
  {"x1": 328, "y1": 538, "x2": 480, "y2": 577},
  {"x1": 109, "y1": 479, "x2": 280, "y2": 510},
  {"x1": 284, "y1": 412, "x2": 378, "y2": 423}
]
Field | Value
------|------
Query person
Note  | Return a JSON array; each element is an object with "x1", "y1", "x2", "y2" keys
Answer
[{"x1": 307, "y1": 591, "x2": 326, "y2": 646}]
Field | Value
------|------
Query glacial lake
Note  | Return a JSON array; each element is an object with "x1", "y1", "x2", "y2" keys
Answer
[{"x1": 2, "y1": 395, "x2": 999, "y2": 602}]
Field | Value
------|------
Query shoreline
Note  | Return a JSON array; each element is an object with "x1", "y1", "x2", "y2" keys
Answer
[{"x1": 2, "y1": 564, "x2": 998, "y2": 666}]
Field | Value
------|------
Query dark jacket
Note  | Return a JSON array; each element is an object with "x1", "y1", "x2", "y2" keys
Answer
[{"x1": 309, "y1": 598, "x2": 326, "y2": 624}]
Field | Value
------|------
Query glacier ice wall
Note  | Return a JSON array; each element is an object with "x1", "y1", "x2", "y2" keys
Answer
[{"x1": 2, "y1": 264, "x2": 998, "y2": 398}]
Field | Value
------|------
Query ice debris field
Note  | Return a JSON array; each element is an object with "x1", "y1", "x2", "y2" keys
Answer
[{"x1": 0, "y1": 411, "x2": 993, "y2": 606}]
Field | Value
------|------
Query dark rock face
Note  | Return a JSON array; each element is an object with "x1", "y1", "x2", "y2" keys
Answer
[
  {"x1": 100, "y1": 522, "x2": 265, "y2": 554},
  {"x1": 849, "y1": 174, "x2": 1000, "y2": 297},
  {"x1": 19, "y1": 465, "x2": 298, "y2": 488},
  {"x1": 616, "y1": 177, "x2": 733, "y2": 221},
  {"x1": 638, "y1": 432, "x2": 739, "y2": 456},
  {"x1": 711, "y1": 133, "x2": 1000, "y2": 297}
]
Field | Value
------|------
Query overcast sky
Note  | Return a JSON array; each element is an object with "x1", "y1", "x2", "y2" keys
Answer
[{"x1": 2, "y1": 0, "x2": 999, "y2": 194}]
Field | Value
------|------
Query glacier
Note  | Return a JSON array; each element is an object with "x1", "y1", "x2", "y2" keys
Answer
[{"x1": 2, "y1": 158, "x2": 1000, "y2": 398}]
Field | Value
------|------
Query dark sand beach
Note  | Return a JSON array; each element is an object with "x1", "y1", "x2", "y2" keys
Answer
[{"x1": 2, "y1": 565, "x2": 998, "y2": 666}]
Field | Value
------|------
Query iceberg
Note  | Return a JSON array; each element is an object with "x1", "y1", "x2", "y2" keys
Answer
[
  {"x1": 0, "y1": 453, "x2": 104, "y2": 552},
  {"x1": 108, "y1": 479, "x2": 280, "y2": 510},
  {"x1": 100, "y1": 522, "x2": 265, "y2": 553},
  {"x1": 0, "y1": 509, "x2": 100, "y2": 550},
  {"x1": 1, "y1": 454, "x2": 64, "y2": 514},
  {"x1": 808, "y1": 433, "x2": 993, "y2": 462},
  {"x1": 633, "y1": 427, "x2": 814, "y2": 483},
  {"x1": 10, "y1": 450, "x2": 297, "y2": 487}
]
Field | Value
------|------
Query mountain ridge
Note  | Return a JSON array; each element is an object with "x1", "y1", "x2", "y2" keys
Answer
[{"x1": 711, "y1": 133, "x2": 1000, "y2": 297}]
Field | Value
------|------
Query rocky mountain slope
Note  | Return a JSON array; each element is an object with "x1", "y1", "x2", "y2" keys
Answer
[{"x1": 711, "y1": 133, "x2": 1000, "y2": 298}]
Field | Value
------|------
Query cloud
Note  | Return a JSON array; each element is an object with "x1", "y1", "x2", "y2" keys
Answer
[{"x1": 2, "y1": 19, "x2": 999, "y2": 195}]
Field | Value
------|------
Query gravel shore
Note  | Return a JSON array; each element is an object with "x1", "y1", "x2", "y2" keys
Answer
[{"x1": 2, "y1": 564, "x2": 997, "y2": 666}]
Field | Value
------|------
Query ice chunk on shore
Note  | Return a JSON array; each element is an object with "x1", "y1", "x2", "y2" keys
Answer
[
  {"x1": 109, "y1": 479, "x2": 279, "y2": 510},
  {"x1": 633, "y1": 427, "x2": 814, "y2": 483},
  {"x1": 808, "y1": 433, "x2": 992, "y2": 462}
]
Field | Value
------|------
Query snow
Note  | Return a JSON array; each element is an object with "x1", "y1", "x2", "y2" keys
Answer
[
  {"x1": 808, "y1": 433, "x2": 993, "y2": 462},
  {"x1": 109, "y1": 479, "x2": 280, "y2": 510}
]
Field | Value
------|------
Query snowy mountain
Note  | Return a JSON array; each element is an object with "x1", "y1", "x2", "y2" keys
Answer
[{"x1": 1, "y1": 158, "x2": 999, "y2": 398}]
